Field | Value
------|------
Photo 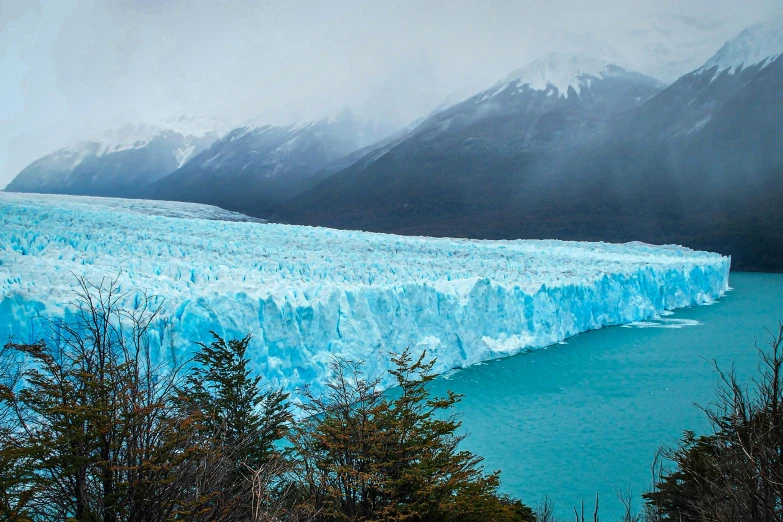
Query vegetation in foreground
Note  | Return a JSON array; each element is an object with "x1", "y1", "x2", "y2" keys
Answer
[
  {"x1": 1, "y1": 278, "x2": 782, "y2": 521},
  {"x1": 0, "y1": 278, "x2": 532, "y2": 521},
  {"x1": 641, "y1": 324, "x2": 783, "y2": 522}
]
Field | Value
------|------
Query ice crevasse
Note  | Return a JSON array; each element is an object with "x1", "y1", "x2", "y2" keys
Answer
[{"x1": 0, "y1": 192, "x2": 730, "y2": 398}]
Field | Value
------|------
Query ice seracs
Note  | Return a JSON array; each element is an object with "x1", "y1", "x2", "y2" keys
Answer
[
  {"x1": 0, "y1": 192, "x2": 265, "y2": 222},
  {"x1": 0, "y1": 193, "x2": 731, "y2": 400}
]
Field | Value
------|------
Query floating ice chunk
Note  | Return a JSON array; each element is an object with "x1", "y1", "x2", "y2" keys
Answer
[{"x1": 622, "y1": 318, "x2": 701, "y2": 329}]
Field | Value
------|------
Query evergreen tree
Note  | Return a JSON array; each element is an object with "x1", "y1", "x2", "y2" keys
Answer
[
  {"x1": 0, "y1": 342, "x2": 37, "y2": 521},
  {"x1": 290, "y1": 348, "x2": 534, "y2": 522},
  {"x1": 0, "y1": 277, "x2": 203, "y2": 522},
  {"x1": 181, "y1": 332, "x2": 292, "y2": 518},
  {"x1": 384, "y1": 349, "x2": 533, "y2": 522},
  {"x1": 0, "y1": 277, "x2": 541, "y2": 522},
  {"x1": 184, "y1": 332, "x2": 290, "y2": 467}
]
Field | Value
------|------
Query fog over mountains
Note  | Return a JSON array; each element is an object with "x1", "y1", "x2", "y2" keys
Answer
[
  {"x1": 146, "y1": 113, "x2": 393, "y2": 215},
  {"x1": 6, "y1": 117, "x2": 223, "y2": 197},
  {"x1": 6, "y1": 18, "x2": 783, "y2": 270},
  {"x1": 276, "y1": 54, "x2": 666, "y2": 224},
  {"x1": 277, "y1": 20, "x2": 783, "y2": 270}
]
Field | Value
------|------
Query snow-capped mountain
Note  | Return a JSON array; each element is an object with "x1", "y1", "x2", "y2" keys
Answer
[
  {"x1": 698, "y1": 17, "x2": 783, "y2": 77},
  {"x1": 616, "y1": 18, "x2": 783, "y2": 142},
  {"x1": 527, "y1": 21, "x2": 783, "y2": 270},
  {"x1": 500, "y1": 52, "x2": 618, "y2": 97},
  {"x1": 145, "y1": 111, "x2": 392, "y2": 216},
  {"x1": 608, "y1": 13, "x2": 739, "y2": 84},
  {"x1": 5, "y1": 118, "x2": 222, "y2": 197},
  {"x1": 399, "y1": 53, "x2": 665, "y2": 158},
  {"x1": 578, "y1": 20, "x2": 783, "y2": 271},
  {"x1": 276, "y1": 24, "x2": 783, "y2": 271},
  {"x1": 539, "y1": 14, "x2": 740, "y2": 85},
  {"x1": 275, "y1": 53, "x2": 664, "y2": 227}
]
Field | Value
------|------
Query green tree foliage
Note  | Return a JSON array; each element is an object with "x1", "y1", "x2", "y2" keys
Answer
[
  {"x1": 0, "y1": 342, "x2": 36, "y2": 520},
  {"x1": 0, "y1": 278, "x2": 288, "y2": 522},
  {"x1": 0, "y1": 277, "x2": 200, "y2": 521},
  {"x1": 289, "y1": 348, "x2": 534, "y2": 522},
  {"x1": 643, "y1": 324, "x2": 783, "y2": 522},
  {"x1": 184, "y1": 332, "x2": 290, "y2": 467},
  {"x1": 179, "y1": 332, "x2": 292, "y2": 520},
  {"x1": 0, "y1": 277, "x2": 532, "y2": 522}
]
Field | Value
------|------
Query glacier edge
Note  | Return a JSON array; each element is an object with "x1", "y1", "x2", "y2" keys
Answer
[{"x1": 0, "y1": 193, "x2": 730, "y2": 399}]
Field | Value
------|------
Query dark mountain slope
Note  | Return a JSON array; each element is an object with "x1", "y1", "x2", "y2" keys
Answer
[
  {"x1": 276, "y1": 27, "x2": 783, "y2": 271},
  {"x1": 6, "y1": 122, "x2": 219, "y2": 198},
  {"x1": 276, "y1": 53, "x2": 665, "y2": 231},
  {"x1": 145, "y1": 114, "x2": 390, "y2": 215}
]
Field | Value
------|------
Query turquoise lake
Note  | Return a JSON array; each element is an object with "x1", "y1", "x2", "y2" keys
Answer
[{"x1": 429, "y1": 272, "x2": 783, "y2": 518}]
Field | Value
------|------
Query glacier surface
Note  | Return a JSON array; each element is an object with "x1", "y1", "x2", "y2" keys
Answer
[{"x1": 0, "y1": 192, "x2": 730, "y2": 398}]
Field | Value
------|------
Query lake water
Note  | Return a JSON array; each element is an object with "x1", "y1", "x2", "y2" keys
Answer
[{"x1": 428, "y1": 272, "x2": 783, "y2": 519}]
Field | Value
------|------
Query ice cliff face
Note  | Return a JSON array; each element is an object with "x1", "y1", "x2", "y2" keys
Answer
[{"x1": 0, "y1": 193, "x2": 730, "y2": 399}]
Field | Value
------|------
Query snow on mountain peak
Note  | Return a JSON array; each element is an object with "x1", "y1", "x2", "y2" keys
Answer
[
  {"x1": 71, "y1": 116, "x2": 224, "y2": 158},
  {"x1": 699, "y1": 18, "x2": 783, "y2": 77},
  {"x1": 237, "y1": 112, "x2": 319, "y2": 135},
  {"x1": 502, "y1": 52, "x2": 618, "y2": 98},
  {"x1": 39, "y1": 117, "x2": 226, "y2": 176},
  {"x1": 94, "y1": 123, "x2": 162, "y2": 157},
  {"x1": 163, "y1": 114, "x2": 230, "y2": 138},
  {"x1": 58, "y1": 117, "x2": 224, "y2": 161}
]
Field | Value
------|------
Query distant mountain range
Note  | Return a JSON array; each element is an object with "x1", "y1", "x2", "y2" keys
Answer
[
  {"x1": 275, "y1": 20, "x2": 783, "y2": 271},
  {"x1": 5, "y1": 19, "x2": 783, "y2": 271},
  {"x1": 145, "y1": 112, "x2": 392, "y2": 215},
  {"x1": 276, "y1": 53, "x2": 666, "y2": 228},
  {"x1": 5, "y1": 117, "x2": 222, "y2": 198}
]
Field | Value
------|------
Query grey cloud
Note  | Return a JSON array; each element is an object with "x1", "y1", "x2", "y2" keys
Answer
[{"x1": 1, "y1": 0, "x2": 779, "y2": 187}]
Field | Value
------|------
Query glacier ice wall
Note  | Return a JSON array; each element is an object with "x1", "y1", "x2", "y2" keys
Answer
[{"x1": 0, "y1": 192, "x2": 730, "y2": 398}]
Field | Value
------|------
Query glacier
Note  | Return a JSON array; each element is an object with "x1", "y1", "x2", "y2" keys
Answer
[{"x1": 0, "y1": 192, "x2": 730, "y2": 399}]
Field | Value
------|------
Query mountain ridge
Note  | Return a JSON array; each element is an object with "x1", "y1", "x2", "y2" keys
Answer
[
  {"x1": 143, "y1": 113, "x2": 394, "y2": 215},
  {"x1": 5, "y1": 120, "x2": 222, "y2": 198},
  {"x1": 272, "y1": 28, "x2": 783, "y2": 271}
]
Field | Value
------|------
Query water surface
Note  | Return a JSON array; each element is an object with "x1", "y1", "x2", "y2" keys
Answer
[{"x1": 430, "y1": 272, "x2": 782, "y2": 518}]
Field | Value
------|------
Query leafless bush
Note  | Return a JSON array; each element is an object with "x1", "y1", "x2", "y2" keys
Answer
[{"x1": 643, "y1": 324, "x2": 783, "y2": 522}]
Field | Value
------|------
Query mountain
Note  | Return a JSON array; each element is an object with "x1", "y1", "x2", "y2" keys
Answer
[
  {"x1": 276, "y1": 22, "x2": 783, "y2": 271},
  {"x1": 5, "y1": 117, "x2": 222, "y2": 197},
  {"x1": 540, "y1": 18, "x2": 783, "y2": 270},
  {"x1": 607, "y1": 13, "x2": 738, "y2": 84},
  {"x1": 144, "y1": 112, "x2": 391, "y2": 215},
  {"x1": 274, "y1": 53, "x2": 665, "y2": 233}
]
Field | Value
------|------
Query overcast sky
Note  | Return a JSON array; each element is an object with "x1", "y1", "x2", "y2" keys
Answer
[{"x1": 1, "y1": 0, "x2": 780, "y2": 188}]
